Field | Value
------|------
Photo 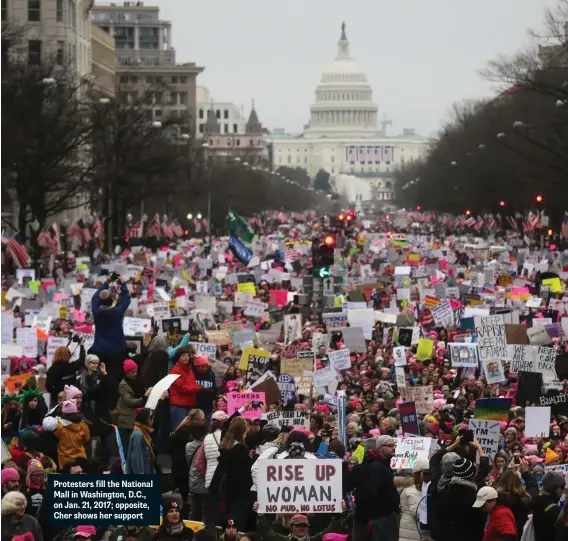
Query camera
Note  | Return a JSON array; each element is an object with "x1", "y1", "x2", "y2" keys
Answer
[
  {"x1": 71, "y1": 335, "x2": 81, "y2": 343},
  {"x1": 109, "y1": 271, "x2": 120, "y2": 282},
  {"x1": 251, "y1": 401, "x2": 264, "y2": 409},
  {"x1": 458, "y1": 428, "x2": 474, "y2": 445}
]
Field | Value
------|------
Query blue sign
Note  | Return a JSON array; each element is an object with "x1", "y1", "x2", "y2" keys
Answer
[
  {"x1": 399, "y1": 401, "x2": 420, "y2": 435},
  {"x1": 229, "y1": 235, "x2": 253, "y2": 265},
  {"x1": 277, "y1": 373, "x2": 296, "y2": 404}
]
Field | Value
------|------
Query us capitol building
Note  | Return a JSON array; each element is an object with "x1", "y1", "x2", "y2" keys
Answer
[{"x1": 267, "y1": 23, "x2": 430, "y2": 207}]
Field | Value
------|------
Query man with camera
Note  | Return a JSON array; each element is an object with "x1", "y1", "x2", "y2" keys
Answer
[{"x1": 90, "y1": 272, "x2": 131, "y2": 407}]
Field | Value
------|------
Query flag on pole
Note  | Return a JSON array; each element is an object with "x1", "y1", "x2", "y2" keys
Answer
[
  {"x1": 126, "y1": 221, "x2": 144, "y2": 239},
  {"x1": 561, "y1": 211, "x2": 568, "y2": 239},
  {"x1": 91, "y1": 218, "x2": 105, "y2": 245},
  {"x1": 49, "y1": 223, "x2": 61, "y2": 252},
  {"x1": 227, "y1": 209, "x2": 254, "y2": 244},
  {"x1": 5, "y1": 233, "x2": 31, "y2": 268}
]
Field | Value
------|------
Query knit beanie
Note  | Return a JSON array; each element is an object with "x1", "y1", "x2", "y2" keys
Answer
[
  {"x1": 62, "y1": 399, "x2": 78, "y2": 414},
  {"x1": 542, "y1": 471, "x2": 565, "y2": 495},
  {"x1": 453, "y1": 457, "x2": 477, "y2": 480},
  {"x1": 1, "y1": 468, "x2": 19, "y2": 485},
  {"x1": 375, "y1": 435, "x2": 395, "y2": 449},
  {"x1": 26, "y1": 459, "x2": 44, "y2": 489},
  {"x1": 64, "y1": 385, "x2": 82, "y2": 400},
  {"x1": 123, "y1": 359, "x2": 138, "y2": 373}
]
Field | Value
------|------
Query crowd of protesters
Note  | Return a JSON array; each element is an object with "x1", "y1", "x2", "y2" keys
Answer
[{"x1": 2, "y1": 209, "x2": 568, "y2": 541}]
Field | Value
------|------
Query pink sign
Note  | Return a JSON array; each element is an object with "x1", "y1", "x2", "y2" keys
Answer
[{"x1": 227, "y1": 391, "x2": 266, "y2": 420}]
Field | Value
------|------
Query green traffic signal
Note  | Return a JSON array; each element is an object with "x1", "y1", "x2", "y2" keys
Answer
[{"x1": 317, "y1": 266, "x2": 332, "y2": 278}]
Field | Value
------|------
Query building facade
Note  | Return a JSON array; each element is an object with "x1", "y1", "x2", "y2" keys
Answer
[
  {"x1": 3, "y1": 0, "x2": 93, "y2": 78},
  {"x1": 91, "y1": 2, "x2": 204, "y2": 131},
  {"x1": 267, "y1": 24, "x2": 430, "y2": 205},
  {"x1": 91, "y1": 24, "x2": 115, "y2": 95},
  {"x1": 195, "y1": 85, "x2": 248, "y2": 135}
]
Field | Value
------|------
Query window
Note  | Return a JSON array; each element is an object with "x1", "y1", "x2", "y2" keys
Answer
[
  {"x1": 28, "y1": 0, "x2": 40, "y2": 21},
  {"x1": 250, "y1": 139, "x2": 254, "y2": 147},
  {"x1": 154, "y1": 109, "x2": 162, "y2": 119},
  {"x1": 155, "y1": 76, "x2": 162, "y2": 84},
  {"x1": 114, "y1": 26, "x2": 135, "y2": 49},
  {"x1": 153, "y1": 91, "x2": 163, "y2": 105},
  {"x1": 139, "y1": 27, "x2": 159, "y2": 49},
  {"x1": 199, "y1": 123, "x2": 204, "y2": 133},
  {"x1": 28, "y1": 39, "x2": 41, "y2": 64},
  {"x1": 233, "y1": 123, "x2": 238, "y2": 133},
  {"x1": 224, "y1": 109, "x2": 229, "y2": 119},
  {"x1": 56, "y1": 40, "x2": 64, "y2": 65},
  {"x1": 146, "y1": 76, "x2": 154, "y2": 84},
  {"x1": 209, "y1": 139, "x2": 213, "y2": 146},
  {"x1": 170, "y1": 92, "x2": 178, "y2": 105},
  {"x1": 236, "y1": 139, "x2": 240, "y2": 146},
  {"x1": 2, "y1": 0, "x2": 7, "y2": 21},
  {"x1": 287, "y1": 155, "x2": 291, "y2": 164},
  {"x1": 179, "y1": 91, "x2": 187, "y2": 104},
  {"x1": 179, "y1": 76, "x2": 187, "y2": 84},
  {"x1": 198, "y1": 109, "x2": 204, "y2": 119},
  {"x1": 215, "y1": 109, "x2": 220, "y2": 119},
  {"x1": 120, "y1": 75, "x2": 128, "y2": 84},
  {"x1": 56, "y1": 0, "x2": 63, "y2": 22},
  {"x1": 171, "y1": 76, "x2": 178, "y2": 84}
]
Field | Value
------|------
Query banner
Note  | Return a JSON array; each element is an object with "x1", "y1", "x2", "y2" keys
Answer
[
  {"x1": 189, "y1": 342, "x2": 217, "y2": 358},
  {"x1": 399, "y1": 401, "x2": 420, "y2": 435},
  {"x1": 228, "y1": 235, "x2": 253, "y2": 265},
  {"x1": 257, "y1": 459, "x2": 342, "y2": 514},
  {"x1": 400, "y1": 385, "x2": 434, "y2": 414},
  {"x1": 448, "y1": 343, "x2": 479, "y2": 368},
  {"x1": 227, "y1": 391, "x2": 265, "y2": 419},
  {"x1": 468, "y1": 419, "x2": 500, "y2": 457}
]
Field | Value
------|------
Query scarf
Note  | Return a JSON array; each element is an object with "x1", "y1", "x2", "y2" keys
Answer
[
  {"x1": 166, "y1": 521, "x2": 184, "y2": 535},
  {"x1": 134, "y1": 422, "x2": 155, "y2": 459}
]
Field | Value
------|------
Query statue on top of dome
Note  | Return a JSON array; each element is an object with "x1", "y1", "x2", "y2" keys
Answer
[{"x1": 341, "y1": 21, "x2": 347, "y2": 41}]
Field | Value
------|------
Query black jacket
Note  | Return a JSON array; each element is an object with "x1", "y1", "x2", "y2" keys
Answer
[
  {"x1": 434, "y1": 478, "x2": 486, "y2": 541},
  {"x1": 216, "y1": 442, "x2": 253, "y2": 498},
  {"x1": 352, "y1": 455, "x2": 399, "y2": 522},
  {"x1": 46, "y1": 347, "x2": 84, "y2": 404},
  {"x1": 533, "y1": 493, "x2": 560, "y2": 541},
  {"x1": 153, "y1": 525, "x2": 194, "y2": 541}
]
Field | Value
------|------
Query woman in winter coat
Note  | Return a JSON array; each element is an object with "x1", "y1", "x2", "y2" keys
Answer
[
  {"x1": 497, "y1": 468, "x2": 533, "y2": 535},
  {"x1": 186, "y1": 418, "x2": 209, "y2": 522},
  {"x1": 169, "y1": 347, "x2": 200, "y2": 429},
  {"x1": 398, "y1": 459, "x2": 429, "y2": 541},
  {"x1": 1, "y1": 490, "x2": 44, "y2": 541},
  {"x1": 116, "y1": 359, "x2": 152, "y2": 452},
  {"x1": 154, "y1": 500, "x2": 194, "y2": 541},
  {"x1": 52, "y1": 399, "x2": 91, "y2": 469},
  {"x1": 22, "y1": 459, "x2": 47, "y2": 518},
  {"x1": 127, "y1": 408, "x2": 157, "y2": 475},
  {"x1": 46, "y1": 343, "x2": 84, "y2": 405},
  {"x1": 214, "y1": 416, "x2": 253, "y2": 532},
  {"x1": 195, "y1": 410, "x2": 228, "y2": 529}
]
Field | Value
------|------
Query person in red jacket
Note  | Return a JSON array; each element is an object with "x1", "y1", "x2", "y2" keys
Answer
[
  {"x1": 169, "y1": 347, "x2": 200, "y2": 430},
  {"x1": 473, "y1": 486, "x2": 517, "y2": 541}
]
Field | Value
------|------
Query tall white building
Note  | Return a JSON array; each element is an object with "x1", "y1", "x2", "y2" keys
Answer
[
  {"x1": 195, "y1": 86, "x2": 247, "y2": 135},
  {"x1": 267, "y1": 23, "x2": 430, "y2": 205}
]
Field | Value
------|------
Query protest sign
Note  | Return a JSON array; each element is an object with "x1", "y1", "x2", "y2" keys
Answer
[
  {"x1": 146, "y1": 374, "x2": 179, "y2": 410},
  {"x1": 123, "y1": 317, "x2": 152, "y2": 335},
  {"x1": 482, "y1": 359, "x2": 507, "y2": 385},
  {"x1": 393, "y1": 346, "x2": 407, "y2": 366},
  {"x1": 227, "y1": 391, "x2": 265, "y2": 420},
  {"x1": 241, "y1": 347, "x2": 271, "y2": 386},
  {"x1": 244, "y1": 300, "x2": 268, "y2": 318},
  {"x1": 46, "y1": 336, "x2": 68, "y2": 367},
  {"x1": 322, "y1": 312, "x2": 348, "y2": 328},
  {"x1": 535, "y1": 346, "x2": 557, "y2": 380},
  {"x1": 400, "y1": 385, "x2": 434, "y2": 414},
  {"x1": 328, "y1": 348, "x2": 351, "y2": 371},
  {"x1": 474, "y1": 398, "x2": 513, "y2": 422},
  {"x1": 281, "y1": 358, "x2": 313, "y2": 377},
  {"x1": 539, "y1": 390, "x2": 568, "y2": 414},
  {"x1": 16, "y1": 327, "x2": 38, "y2": 358},
  {"x1": 474, "y1": 314, "x2": 507, "y2": 361},
  {"x1": 390, "y1": 437, "x2": 431, "y2": 470},
  {"x1": 266, "y1": 410, "x2": 310, "y2": 430},
  {"x1": 189, "y1": 342, "x2": 217, "y2": 358},
  {"x1": 277, "y1": 374, "x2": 296, "y2": 404},
  {"x1": 395, "y1": 366, "x2": 406, "y2": 388},
  {"x1": 448, "y1": 343, "x2": 479, "y2": 368},
  {"x1": 430, "y1": 300, "x2": 454, "y2": 327},
  {"x1": 257, "y1": 459, "x2": 342, "y2": 514},
  {"x1": 509, "y1": 345, "x2": 533, "y2": 373},
  {"x1": 525, "y1": 406, "x2": 551, "y2": 438},
  {"x1": 399, "y1": 402, "x2": 420, "y2": 435},
  {"x1": 468, "y1": 419, "x2": 500, "y2": 457}
]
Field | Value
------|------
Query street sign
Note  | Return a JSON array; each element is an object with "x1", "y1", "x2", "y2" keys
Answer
[
  {"x1": 323, "y1": 277, "x2": 335, "y2": 296},
  {"x1": 313, "y1": 278, "x2": 322, "y2": 292}
]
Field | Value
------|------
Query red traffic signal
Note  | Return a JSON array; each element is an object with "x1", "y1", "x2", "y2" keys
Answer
[
  {"x1": 416, "y1": 206, "x2": 421, "y2": 211},
  {"x1": 324, "y1": 235, "x2": 336, "y2": 247},
  {"x1": 346, "y1": 215, "x2": 352, "y2": 221},
  {"x1": 465, "y1": 210, "x2": 471, "y2": 216},
  {"x1": 536, "y1": 195, "x2": 543, "y2": 203},
  {"x1": 338, "y1": 213, "x2": 345, "y2": 221},
  {"x1": 499, "y1": 201, "x2": 505, "y2": 207}
]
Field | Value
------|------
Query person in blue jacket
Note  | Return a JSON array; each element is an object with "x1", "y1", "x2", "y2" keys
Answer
[
  {"x1": 192, "y1": 355, "x2": 217, "y2": 422},
  {"x1": 127, "y1": 408, "x2": 156, "y2": 474},
  {"x1": 90, "y1": 273, "x2": 131, "y2": 406}
]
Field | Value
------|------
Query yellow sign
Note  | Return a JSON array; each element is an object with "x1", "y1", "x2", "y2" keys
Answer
[
  {"x1": 543, "y1": 277, "x2": 563, "y2": 293},
  {"x1": 416, "y1": 338, "x2": 434, "y2": 361},
  {"x1": 352, "y1": 445, "x2": 365, "y2": 464},
  {"x1": 59, "y1": 305, "x2": 68, "y2": 320},
  {"x1": 237, "y1": 282, "x2": 256, "y2": 295},
  {"x1": 181, "y1": 270, "x2": 195, "y2": 285},
  {"x1": 239, "y1": 346, "x2": 270, "y2": 371}
]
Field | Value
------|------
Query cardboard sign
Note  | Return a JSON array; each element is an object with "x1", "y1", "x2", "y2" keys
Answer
[
  {"x1": 227, "y1": 391, "x2": 265, "y2": 419},
  {"x1": 328, "y1": 348, "x2": 351, "y2": 371},
  {"x1": 391, "y1": 437, "x2": 431, "y2": 470},
  {"x1": 189, "y1": 342, "x2": 217, "y2": 358},
  {"x1": 266, "y1": 410, "x2": 309, "y2": 430},
  {"x1": 448, "y1": 343, "x2": 479, "y2": 368},
  {"x1": 241, "y1": 347, "x2": 271, "y2": 386},
  {"x1": 468, "y1": 419, "x2": 500, "y2": 457},
  {"x1": 400, "y1": 385, "x2": 434, "y2": 415},
  {"x1": 257, "y1": 459, "x2": 342, "y2": 514},
  {"x1": 474, "y1": 314, "x2": 507, "y2": 361},
  {"x1": 281, "y1": 358, "x2": 313, "y2": 378}
]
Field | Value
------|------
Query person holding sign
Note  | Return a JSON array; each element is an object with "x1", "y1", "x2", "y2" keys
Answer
[{"x1": 169, "y1": 347, "x2": 201, "y2": 430}]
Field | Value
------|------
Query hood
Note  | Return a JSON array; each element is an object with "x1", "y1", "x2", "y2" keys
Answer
[{"x1": 258, "y1": 442, "x2": 278, "y2": 455}]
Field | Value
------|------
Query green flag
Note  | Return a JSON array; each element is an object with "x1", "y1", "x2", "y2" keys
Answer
[{"x1": 227, "y1": 209, "x2": 254, "y2": 244}]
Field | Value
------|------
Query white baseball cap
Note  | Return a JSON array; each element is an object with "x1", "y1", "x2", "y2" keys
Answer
[{"x1": 472, "y1": 486, "x2": 498, "y2": 508}]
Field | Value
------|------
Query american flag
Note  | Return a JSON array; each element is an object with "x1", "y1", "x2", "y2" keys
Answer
[
  {"x1": 561, "y1": 211, "x2": 568, "y2": 239},
  {"x1": 146, "y1": 219, "x2": 161, "y2": 238},
  {"x1": 162, "y1": 221, "x2": 174, "y2": 239},
  {"x1": 37, "y1": 231, "x2": 56, "y2": 250},
  {"x1": 91, "y1": 218, "x2": 105, "y2": 245},
  {"x1": 126, "y1": 221, "x2": 144, "y2": 239},
  {"x1": 473, "y1": 217, "x2": 485, "y2": 231},
  {"x1": 285, "y1": 249, "x2": 302, "y2": 261},
  {"x1": 506, "y1": 216, "x2": 520, "y2": 234},
  {"x1": 171, "y1": 220, "x2": 183, "y2": 237},
  {"x1": 464, "y1": 216, "x2": 476, "y2": 227},
  {"x1": 5, "y1": 233, "x2": 31, "y2": 268},
  {"x1": 68, "y1": 220, "x2": 91, "y2": 245},
  {"x1": 50, "y1": 223, "x2": 61, "y2": 252}
]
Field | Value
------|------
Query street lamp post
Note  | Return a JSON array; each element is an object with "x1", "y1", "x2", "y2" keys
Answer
[{"x1": 202, "y1": 143, "x2": 212, "y2": 240}]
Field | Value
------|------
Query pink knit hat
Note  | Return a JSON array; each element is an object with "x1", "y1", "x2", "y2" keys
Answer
[
  {"x1": 1, "y1": 467, "x2": 19, "y2": 484},
  {"x1": 62, "y1": 399, "x2": 78, "y2": 414},
  {"x1": 123, "y1": 359, "x2": 138, "y2": 373},
  {"x1": 64, "y1": 385, "x2": 82, "y2": 400},
  {"x1": 74, "y1": 526, "x2": 96, "y2": 538}
]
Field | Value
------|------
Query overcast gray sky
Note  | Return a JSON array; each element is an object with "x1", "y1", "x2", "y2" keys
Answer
[{"x1": 125, "y1": 0, "x2": 555, "y2": 136}]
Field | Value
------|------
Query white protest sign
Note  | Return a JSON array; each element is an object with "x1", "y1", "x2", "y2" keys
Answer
[
  {"x1": 395, "y1": 366, "x2": 406, "y2": 388},
  {"x1": 196, "y1": 281, "x2": 208, "y2": 295},
  {"x1": 328, "y1": 348, "x2": 351, "y2": 371},
  {"x1": 526, "y1": 297, "x2": 542, "y2": 308},
  {"x1": 322, "y1": 312, "x2": 348, "y2": 328},
  {"x1": 80, "y1": 288, "x2": 97, "y2": 313},
  {"x1": 430, "y1": 300, "x2": 454, "y2": 328},
  {"x1": 1, "y1": 314, "x2": 14, "y2": 344},
  {"x1": 535, "y1": 346, "x2": 557, "y2": 381},
  {"x1": 448, "y1": 343, "x2": 479, "y2": 368},
  {"x1": 32, "y1": 316, "x2": 52, "y2": 335},
  {"x1": 145, "y1": 374, "x2": 180, "y2": 410},
  {"x1": 527, "y1": 326, "x2": 552, "y2": 346},
  {"x1": 468, "y1": 419, "x2": 500, "y2": 457},
  {"x1": 474, "y1": 314, "x2": 507, "y2": 361},
  {"x1": 244, "y1": 300, "x2": 268, "y2": 318},
  {"x1": 525, "y1": 406, "x2": 551, "y2": 438},
  {"x1": 46, "y1": 336, "x2": 68, "y2": 367},
  {"x1": 189, "y1": 342, "x2": 217, "y2": 358},
  {"x1": 393, "y1": 346, "x2": 407, "y2": 366},
  {"x1": 123, "y1": 317, "x2": 152, "y2": 335},
  {"x1": 266, "y1": 410, "x2": 310, "y2": 430},
  {"x1": 400, "y1": 386, "x2": 434, "y2": 415},
  {"x1": 390, "y1": 437, "x2": 431, "y2": 470},
  {"x1": 257, "y1": 459, "x2": 342, "y2": 514},
  {"x1": 482, "y1": 358, "x2": 507, "y2": 384},
  {"x1": 16, "y1": 327, "x2": 38, "y2": 358},
  {"x1": 508, "y1": 345, "x2": 533, "y2": 373}
]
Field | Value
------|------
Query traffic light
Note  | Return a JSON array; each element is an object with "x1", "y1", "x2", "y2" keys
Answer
[
  {"x1": 536, "y1": 195, "x2": 543, "y2": 203},
  {"x1": 312, "y1": 234, "x2": 335, "y2": 277}
]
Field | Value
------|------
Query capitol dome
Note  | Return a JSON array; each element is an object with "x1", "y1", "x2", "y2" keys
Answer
[{"x1": 304, "y1": 23, "x2": 379, "y2": 139}]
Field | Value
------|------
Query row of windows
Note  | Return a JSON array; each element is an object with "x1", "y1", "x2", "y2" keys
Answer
[
  {"x1": 275, "y1": 156, "x2": 392, "y2": 173},
  {"x1": 316, "y1": 92, "x2": 372, "y2": 101},
  {"x1": 203, "y1": 138, "x2": 263, "y2": 147},
  {"x1": 118, "y1": 74, "x2": 189, "y2": 86},
  {"x1": 276, "y1": 147, "x2": 413, "y2": 153},
  {"x1": 198, "y1": 108, "x2": 230, "y2": 120},
  {"x1": 12, "y1": 0, "x2": 65, "y2": 23},
  {"x1": 198, "y1": 123, "x2": 239, "y2": 134},
  {"x1": 92, "y1": 10, "x2": 156, "y2": 22}
]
